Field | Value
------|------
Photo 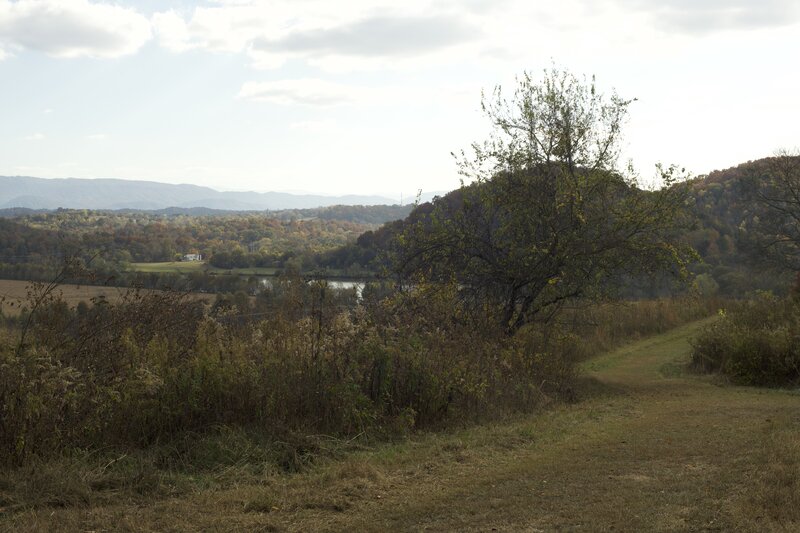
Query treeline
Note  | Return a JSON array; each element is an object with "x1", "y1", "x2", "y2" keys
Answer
[
  {"x1": 0, "y1": 204, "x2": 411, "y2": 225},
  {"x1": 9, "y1": 211, "x2": 370, "y2": 262},
  {"x1": 268, "y1": 204, "x2": 412, "y2": 225}
]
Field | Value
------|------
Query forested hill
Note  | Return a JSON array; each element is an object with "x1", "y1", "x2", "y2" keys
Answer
[
  {"x1": 0, "y1": 205, "x2": 413, "y2": 282},
  {"x1": 682, "y1": 157, "x2": 796, "y2": 295},
  {"x1": 0, "y1": 176, "x2": 396, "y2": 210},
  {"x1": 320, "y1": 157, "x2": 797, "y2": 296}
]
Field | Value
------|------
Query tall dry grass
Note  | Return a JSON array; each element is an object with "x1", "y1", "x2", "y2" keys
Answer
[{"x1": 1, "y1": 277, "x2": 719, "y2": 476}]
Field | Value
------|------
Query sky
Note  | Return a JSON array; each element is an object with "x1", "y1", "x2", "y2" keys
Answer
[{"x1": 0, "y1": 0, "x2": 798, "y2": 198}]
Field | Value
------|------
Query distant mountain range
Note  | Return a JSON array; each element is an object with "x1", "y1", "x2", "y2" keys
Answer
[{"x1": 0, "y1": 176, "x2": 437, "y2": 211}]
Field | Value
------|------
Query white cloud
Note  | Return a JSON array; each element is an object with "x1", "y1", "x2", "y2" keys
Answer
[
  {"x1": 151, "y1": 10, "x2": 192, "y2": 53},
  {"x1": 253, "y1": 15, "x2": 478, "y2": 58},
  {"x1": 238, "y1": 79, "x2": 364, "y2": 106},
  {"x1": 152, "y1": 2, "x2": 488, "y2": 71},
  {"x1": 152, "y1": 4, "x2": 275, "y2": 54},
  {"x1": 22, "y1": 133, "x2": 45, "y2": 141},
  {"x1": 611, "y1": 0, "x2": 800, "y2": 34},
  {"x1": 0, "y1": 0, "x2": 151, "y2": 58},
  {"x1": 86, "y1": 133, "x2": 107, "y2": 140}
]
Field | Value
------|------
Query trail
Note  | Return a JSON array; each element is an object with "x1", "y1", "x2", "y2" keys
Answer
[
  {"x1": 7, "y1": 319, "x2": 799, "y2": 532},
  {"x1": 283, "y1": 319, "x2": 800, "y2": 532}
]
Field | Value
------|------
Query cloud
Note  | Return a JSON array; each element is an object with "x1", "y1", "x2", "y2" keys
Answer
[
  {"x1": 152, "y1": 4, "x2": 271, "y2": 54},
  {"x1": 86, "y1": 133, "x2": 107, "y2": 140},
  {"x1": 238, "y1": 79, "x2": 362, "y2": 106},
  {"x1": 0, "y1": 0, "x2": 151, "y2": 58},
  {"x1": 151, "y1": 10, "x2": 192, "y2": 53},
  {"x1": 22, "y1": 133, "x2": 45, "y2": 141},
  {"x1": 616, "y1": 0, "x2": 800, "y2": 33},
  {"x1": 152, "y1": 3, "x2": 486, "y2": 70},
  {"x1": 253, "y1": 15, "x2": 479, "y2": 58}
]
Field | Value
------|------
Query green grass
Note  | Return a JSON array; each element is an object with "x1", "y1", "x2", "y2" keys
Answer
[
  {"x1": 128, "y1": 262, "x2": 368, "y2": 280},
  {"x1": 128, "y1": 262, "x2": 278, "y2": 276}
]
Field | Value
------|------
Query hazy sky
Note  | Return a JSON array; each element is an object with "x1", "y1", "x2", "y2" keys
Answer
[{"x1": 1, "y1": 0, "x2": 798, "y2": 197}]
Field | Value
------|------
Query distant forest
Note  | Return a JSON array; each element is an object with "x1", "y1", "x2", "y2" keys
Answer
[{"x1": 0, "y1": 158, "x2": 794, "y2": 297}]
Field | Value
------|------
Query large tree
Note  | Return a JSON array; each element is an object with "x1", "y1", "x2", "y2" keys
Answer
[{"x1": 394, "y1": 67, "x2": 693, "y2": 334}]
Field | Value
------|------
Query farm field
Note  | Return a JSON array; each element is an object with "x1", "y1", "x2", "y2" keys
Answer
[
  {"x1": 128, "y1": 262, "x2": 365, "y2": 280},
  {"x1": 0, "y1": 279, "x2": 212, "y2": 317},
  {"x1": 129, "y1": 261, "x2": 279, "y2": 276},
  {"x1": 4, "y1": 319, "x2": 798, "y2": 531}
]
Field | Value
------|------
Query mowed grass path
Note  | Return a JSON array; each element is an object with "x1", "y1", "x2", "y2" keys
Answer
[{"x1": 5, "y1": 319, "x2": 799, "y2": 532}]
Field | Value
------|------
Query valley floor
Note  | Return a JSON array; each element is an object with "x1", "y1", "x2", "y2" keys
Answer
[{"x1": 3, "y1": 319, "x2": 799, "y2": 532}]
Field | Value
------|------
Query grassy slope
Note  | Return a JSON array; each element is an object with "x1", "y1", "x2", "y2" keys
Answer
[{"x1": 3, "y1": 319, "x2": 799, "y2": 532}]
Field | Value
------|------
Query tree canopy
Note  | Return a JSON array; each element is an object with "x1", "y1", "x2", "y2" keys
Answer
[
  {"x1": 394, "y1": 67, "x2": 694, "y2": 334},
  {"x1": 742, "y1": 152, "x2": 800, "y2": 273}
]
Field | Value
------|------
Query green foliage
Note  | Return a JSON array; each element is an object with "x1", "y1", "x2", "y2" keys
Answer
[
  {"x1": 691, "y1": 273, "x2": 719, "y2": 297},
  {"x1": 691, "y1": 294, "x2": 800, "y2": 386},
  {"x1": 0, "y1": 210, "x2": 375, "y2": 278}
]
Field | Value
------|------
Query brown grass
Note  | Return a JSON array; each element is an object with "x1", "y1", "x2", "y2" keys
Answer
[
  {"x1": 0, "y1": 279, "x2": 211, "y2": 317},
  {"x1": 2, "y1": 319, "x2": 799, "y2": 532}
]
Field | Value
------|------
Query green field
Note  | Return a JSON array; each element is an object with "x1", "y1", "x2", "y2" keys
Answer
[
  {"x1": 128, "y1": 262, "x2": 367, "y2": 280},
  {"x1": 129, "y1": 261, "x2": 278, "y2": 276}
]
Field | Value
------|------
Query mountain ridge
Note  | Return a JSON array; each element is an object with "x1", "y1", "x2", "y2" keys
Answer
[{"x1": 0, "y1": 175, "x2": 409, "y2": 210}]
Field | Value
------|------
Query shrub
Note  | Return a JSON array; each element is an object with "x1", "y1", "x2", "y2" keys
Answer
[{"x1": 691, "y1": 293, "x2": 800, "y2": 386}]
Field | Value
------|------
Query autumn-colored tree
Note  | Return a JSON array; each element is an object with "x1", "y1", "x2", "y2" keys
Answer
[{"x1": 744, "y1": 151, "x2": 800, "y2": 273}]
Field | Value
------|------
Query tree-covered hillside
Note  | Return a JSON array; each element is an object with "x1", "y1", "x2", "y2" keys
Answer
[
  {"x1": 683, "y1": 157, "x2": 797, "y2": 295},
  {"x1": 318, "y1": 157, "x2": 799, "y2": 297}
]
